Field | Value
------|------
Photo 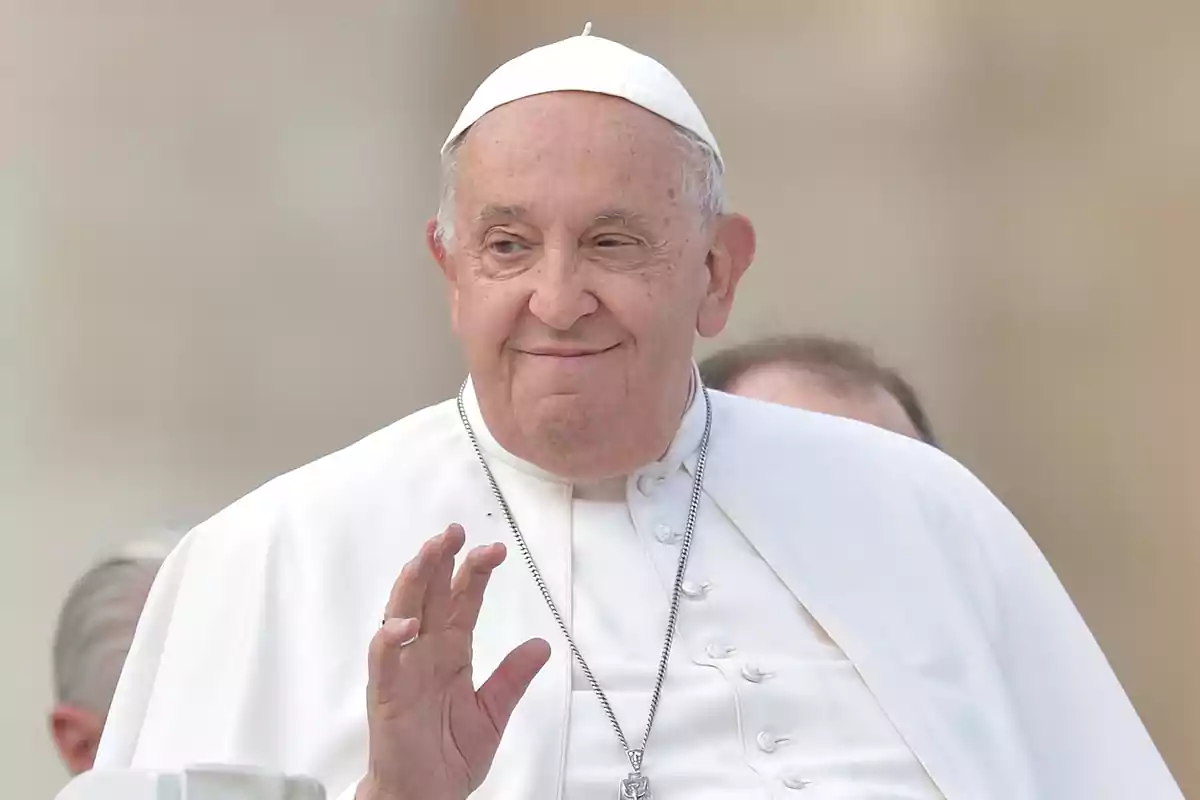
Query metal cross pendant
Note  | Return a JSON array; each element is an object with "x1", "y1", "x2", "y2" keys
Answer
[
  {"x1": 619, "y1": 750, "x2": 651, "y2": 799},
  {"x1": 619, "y1": 773, "x2": 650, "y2": 799}
]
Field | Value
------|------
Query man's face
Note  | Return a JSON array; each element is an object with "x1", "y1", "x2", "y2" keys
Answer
[
  {"x1": 431, "y1": 92, "x2": 752, "y2": 476},
  {"x1": 728, "y1": 362, "x2": 923, "y2": 441}
]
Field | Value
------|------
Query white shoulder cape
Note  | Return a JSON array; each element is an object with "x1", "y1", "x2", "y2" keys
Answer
[{"x1": 89, "y1": 390, "x2": 1182, "y2": 800}]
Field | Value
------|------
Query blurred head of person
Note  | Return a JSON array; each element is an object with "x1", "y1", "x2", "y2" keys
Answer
[
  {"x1": 700, "y1": 335, "x2": 937, "y2": 447},
  {"x1": 427, "y1": 87, "x2": 756, "y2": 481},
  {"x1": 49, "y1": 535, "x2": 179, "y2": 774}
]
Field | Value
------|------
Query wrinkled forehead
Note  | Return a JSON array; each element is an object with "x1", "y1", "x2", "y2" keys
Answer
[{"x1": 452, "y1": 92, "x2": 691, "y2": 221}]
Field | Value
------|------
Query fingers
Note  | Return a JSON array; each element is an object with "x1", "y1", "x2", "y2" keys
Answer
[
  {"x1": 477, "y1": 638, "x2": 552, "y2": 737},
  {"x1": 447, "y1": 542, "x2": 507, "y2": 632},
  {"x1": 385, "y1": 525, "x2": 466, "y2": 625},
  {"x1": 421, "y1": 526, "x2": 466, "y2": 629}
]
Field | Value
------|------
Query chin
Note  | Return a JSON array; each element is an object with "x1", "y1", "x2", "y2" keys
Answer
[
  {"x1": 523, "y1": 389, "x2": 620, "y2": 447},
  {"x1": 524, "y1": 393, "x2": 602, "y2": 438},
  {"x1": 508, "y1": 391, "x2": 670, "y2": 480}
]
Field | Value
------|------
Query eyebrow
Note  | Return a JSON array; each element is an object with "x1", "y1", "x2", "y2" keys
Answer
[
  {"x1": 590, "y1": 209, "x2": 654, "y2": 230},
  {"x1": 474, "y1": 204, "x2": 529, "y2": 225}
]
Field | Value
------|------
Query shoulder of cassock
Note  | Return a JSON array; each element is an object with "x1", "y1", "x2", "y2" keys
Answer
[
  {"x1": 707, "y1": 389, "x2": 1012, "y2": 630},
  {"x1": 142, "y1": 391, "x2": 1027, "y2": 660},
  {"x1": 95, "y1": 399, "x2": 474, "y2": 776},
  {"x1": 97, "y1": 391, "x2": 1182, "y2": 799},
  {"x1": 700, "y1": 389, "x2": 1181, "y2": 799}
]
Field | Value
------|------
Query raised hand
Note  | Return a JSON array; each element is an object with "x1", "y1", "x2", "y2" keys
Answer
[{"x1": 356, "y1": 524, "x2": 551, "y2": 800}]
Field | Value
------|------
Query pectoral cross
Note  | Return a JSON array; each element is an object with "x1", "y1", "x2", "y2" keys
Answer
[
  {"x1": 619, "y1": 772, "x2": 650, "y2": 799},
  {"x1": 619, "y1": 749, "x2": 651, "y2": 799}
]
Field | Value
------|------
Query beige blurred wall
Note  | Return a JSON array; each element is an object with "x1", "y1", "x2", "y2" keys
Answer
[
  {"x1": 1, "y1": 5, "x2": 467, "y2": 795},
  {"x1": 4, "y1": 2, "x2": 1197, "y2": 796}
]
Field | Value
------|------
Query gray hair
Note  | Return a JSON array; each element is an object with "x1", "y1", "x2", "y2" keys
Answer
[
  {"x1": 51, "y1": 534, "x2": 180, "y2": 716},
  {"x1": 434, "y1": 122, "x2": 727, "y2": 245}
]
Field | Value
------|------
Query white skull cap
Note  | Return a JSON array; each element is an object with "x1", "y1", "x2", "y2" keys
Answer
[{"x1": 441, "y1": 22, "x2": 722, "y2": 168}]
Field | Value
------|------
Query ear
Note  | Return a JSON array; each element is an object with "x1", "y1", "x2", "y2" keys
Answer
[
  {"x1": 50, "y1": 704, "x2": 104, "y2": 775},
  {"x1": 697, "y1": 213, "x2": 756, "y2": 338},
  {"x1": 426, "y1": 218, "x2": 462, "y2": 333}
]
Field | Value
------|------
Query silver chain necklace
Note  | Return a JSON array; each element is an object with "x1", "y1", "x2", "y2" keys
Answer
[{"x1": 457, "y1": 380, "x2": 713, "y2": 799}]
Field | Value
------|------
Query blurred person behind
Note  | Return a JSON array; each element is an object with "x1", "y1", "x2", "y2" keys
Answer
[
  {"x1": 49, "y1": 534, "x2": 179, "y2": 775},
  {"x1": 700, "y1": 335, "x2": 937, "y2": 446}
]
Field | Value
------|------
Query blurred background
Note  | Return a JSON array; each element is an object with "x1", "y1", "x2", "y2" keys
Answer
[{"x1": 3, "y1": 1, "x2": 1197, "y2": 795}]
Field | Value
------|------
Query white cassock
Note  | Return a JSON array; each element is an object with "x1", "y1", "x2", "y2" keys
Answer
[{"x1": 90, "y1": 372, "x2": 1182, "y2": 800}]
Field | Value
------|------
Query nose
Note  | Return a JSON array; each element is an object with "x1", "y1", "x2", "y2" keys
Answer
[{"x1": 527, "y1": 245, "x2": 599, "y2": 331}]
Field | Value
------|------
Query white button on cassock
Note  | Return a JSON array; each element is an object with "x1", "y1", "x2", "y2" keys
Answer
[
  {"x1": 653, "y1": 522, "x2": 683, "y2": 545},
  {"x1": 783, "y1": 775, "x2": 812, "y2": 790},
  {"x1": 636, "y1": 474, "x2": 665, "y2": 496},
  {"x1": 681, "y1": 580, "x2": 711, "y2": 599},
  {"x1": 741, "y1": 663, "x2": 772, "y2": 683},
  {"x1": 705, "y1": 643, "x2": 736, "y2": 659},
  {"x1": 756, "y1": 731, "x2": 790, "y2": 753}
]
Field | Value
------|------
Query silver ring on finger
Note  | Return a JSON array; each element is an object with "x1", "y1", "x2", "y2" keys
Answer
[{"x1": 380, "y1": 617, "x2": 420, "y2": 648}]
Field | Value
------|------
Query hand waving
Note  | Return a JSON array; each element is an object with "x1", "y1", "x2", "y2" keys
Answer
[{"x1": 357, "y1": 524, "x2": 550, "y2": 800}]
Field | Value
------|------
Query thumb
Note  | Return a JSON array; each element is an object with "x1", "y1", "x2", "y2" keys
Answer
[{"x1": 477, "y1": 638, "x2": 552, "y2": 735}]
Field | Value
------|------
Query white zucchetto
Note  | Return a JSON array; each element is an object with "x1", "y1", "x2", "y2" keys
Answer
[{"x1": 442, "y1": 22, "x2": 722, "y2": 167}]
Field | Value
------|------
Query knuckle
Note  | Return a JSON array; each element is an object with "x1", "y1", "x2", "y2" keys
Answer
[
  {"x1": 398, "y1": 559, "x2": 421, "y2": 582},
  {"x1": 369, "y1": 626, "x2": 409, "y2": 660}
]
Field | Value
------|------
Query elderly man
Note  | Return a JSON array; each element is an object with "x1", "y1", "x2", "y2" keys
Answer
[
  {"x1": 90, "y1": 28, "x2": 1181, "y2": 800},
  {"x1": 50, "y1": 536, "x2": 176, "y2": 775},
  {"x1": 700, "y1": 335, "x2": 938, "y2": 445}
]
